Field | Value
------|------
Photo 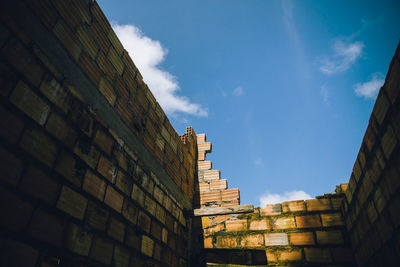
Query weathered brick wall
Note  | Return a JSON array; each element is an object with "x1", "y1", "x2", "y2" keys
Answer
[
  {"x1": 341, "y1": 43, "x2": 400, "y2": 266},
  {"x1": 0, "y1": 0, "x2": 197, "y2": 266},
  {"x1": 197, "y1": 189, "x2": 354, "y2": 266}
]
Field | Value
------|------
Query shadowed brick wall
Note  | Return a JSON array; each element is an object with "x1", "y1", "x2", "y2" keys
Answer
[
  {"x1": 0, "y1": 0, "x2": 197, "y2": 266},
  {"x1": 341, "y1": 43, "x2": 400, "y2": 266}
]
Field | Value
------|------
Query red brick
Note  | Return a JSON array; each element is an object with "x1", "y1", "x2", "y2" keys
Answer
[
  {"x1": 282, "y1": 200, "x2": 306, "y2": 213},
  {"x1": 248, "y1": 219, "x2": 269, "y2": 231},
  {"x1": 2, "y1": 39, "x2": 43, "y2": 87},
  {"x1": 295, "y1": 214, "x2": 321, "y2": 228},
  {"x1": 10, "y1": 81, "x2": 50, "y2": 126},
  {"x1": 306, "y1": 198, "x2": 332, "y2": 211},
  {"x1": 204, "y1": 237, "x2": 213, "y2": 248},
  {"x1": 0, "y1": 187, "x2": 33, "y2": 232},
  {"x1": 19, "y1": 126, "x2": 58, "y2": 167},
  {"x1": 107, "y1": 217, "x2": 126, "y2": 242},
  {"x1": 320, "y1": 213, "x2": 344, "y2": 227},
  {"x1": 304, "y1": 248, "x2": 332, "y2": 263},
  {"x1": 66, "y1": 223, "x2": 93, "y2": 256},
  {"x1": 261, "y1": 203, "x2": 282, "y2": 216},
  {"x1": 0, "y1": 146, "x2": 23, "y2": 186},
  {"x1": 0, "y1": 105, "x2": 24, "y2": 143},
  {"x1": 264, "y1": 233, "x2": 289, "y2": 246},
  {"x1": 104, "y1": 185, "x2": 123, "y2": 212},
  {"x1": 19, "y1": 165, "x2": 60, "y2": 205},
  {"x1": 56, "y1": 186, "x2": 88, "y2": 220},
  {"x1": 240, "y1": 234, "x2": 264, "y2": 247},
  {"x1": 28, "y1": 209, "x2": 66, "y2": 246},
  {"x1": 265, "y1": 250, "x2": 277, "y2": 263},
  {"x1": 90, "y1": 236, "x2": 114, "y2": 265},
  {"x1": 45, "y1": 112, "x2": 77, "y2": 148},
  {"x1": 221, "y1": 188, "x2": 240, "y2": 202},
  {"x1": 53, "y1": 20, "x2": 81, "y2": 62},
  {"x1": 316, "y1": 230, "x2": 344, "y2": 245},
  {"x1": 225, "y1": 219, "x2": 247, "y2": 232},
  {"x1": 85, "y1": 201, "x2": 109, "y2": 231},
  {"x1": 277, "y1": 249, "x2": 302, "y2": 261},
  {"x1": 210, "y1": 179, "x2": 227, "y2": 191},
  {"x1": 83, "y1": 170, "x2": 106, "y2": 200},
  {"x1": 289, "y1": 232, "x2": 315, "y2": 245}
]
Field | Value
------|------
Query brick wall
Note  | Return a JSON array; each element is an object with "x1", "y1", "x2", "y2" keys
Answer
[
  {"x1": 0, "y1": 0, "x2": 197, "y2": 266},
  {"x1": 196, "y1": 189, "x2": 354, "y2": 266},
  {"x1": 341, "y1": 43, "x2": 400, "y2": 266}
]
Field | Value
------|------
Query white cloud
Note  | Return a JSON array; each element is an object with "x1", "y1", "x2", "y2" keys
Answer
[
  {"x1": 354, "y1": 73, "x2": 384, "y2": 99},
  {"x1": 320, "y1": 85, "x2": 330, "y2": 106},
  {"x1": 320, "y1": 40, "x2": 364, "y2": 75},
  {"x1": 233, "y1": 86, "x2": 243, "y2": 96},
  {"x1": 112, "y1": 23, "x2": 207, "y2": 116},
  {"x1": 259, "y1": 190, "x2": 312, "y2": 206}
]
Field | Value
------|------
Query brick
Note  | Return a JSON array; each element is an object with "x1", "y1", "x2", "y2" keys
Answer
[
  {"x1": 138, "y1": 211, "x2": 151, "y2": 233},
  {"x1": 306, "y1": 198, "x2": 332, "y2": 211},
  {"x1": 125, "y1": 226, "x2": 141, "y2": 250},
  {"x1": 201, "y1": 216, "x2": 211, "y2": 228},
  {"x1": 10, "y1": 81, "x2": 50, "y2": 126},
  {"x1": 74, "y1": 141, "x2": 100, "y2": 169},
  {"x1": 0, "y1": 105, "x2": 24, "y2": 143},
  {"x1": 277, "y1": 249, "x2": 302, "y2": 262},
  {"x1": 115, "y1": 172, "x2": 133, "y2": 196},
  {"x1": 248, "y1": 219, "x2": 269, "y2": 230},
  {"x1": 121, "y1": 200, "x2": 137, "y2": 225},
  {"x1": 85, "y1": 201, "x2": 109, "y2": 231},
  {"x1": 94, "y1": 129, "x2": 114, "y2": 155},
  {"x1": 197, "y1": 142, "x2": 212, "y2": 152},
  {"x1": 83, "y1": 170, "x2": 106, "y2": 200},
  {"x1": 104, "y1": 185, "x2": 123, "y2": 212},
  {"x1": 53, "y1": 20, "x2": 81, "y2": 61},
  {"x1": 221, "y1": 188, "x2": 240, "y2": 202},
  {"x1": 198, "y1": 152, "x2": 206, "y2": 161},
  {"x1": 226, "y1": 219, "x2": 247, "y2": 232},
  {"x1": 331, "y1": 247, "x2": 354, "y2": 263},
  {"x1": 56, "y1": 186, "x2": 88, "y2": 220},
  {"x1": 373, "y1": 90, "x2": 390, "y2": 125},
  {"x1": 108, "y1": 46, "x2": 124, "y2": 75},
  {"x1": 90, "y1": 236, "x2": 114, "y2": 265},
  {"x1": 216, "y1": 236, "x2": 238, "y2": 248},
  {"x1": 271, "y1": 216, "x2": 295, "y2": 229},
  {"x1": 108, "y1": 217, "x2": 126, "y2": 242},
  {"x1": 97, "y1": 155, "x2": 117, "y2": 183},
  {"x1": 0, "y1": 146, "x2": 23, "y2": 186},
  {"x1": 0, "y1": 237, "x2": 39, "y2": 267},
  {"x1": 212, "y1": 215, "x2": 230, "y2": 225},
  {"x1": 99, "y1": 78, "x2": 117, "y2": 106},
  {"x1": 155, "y1": 204, "x2": 166, "y2": 224},
  {"x1": 131, "y1": 184, "x2": 145, "y2": 207},
  {"x1": 289, "y1": 232, "x2": 315, "y2": 245},
  {"x1": 19, "y1": 126, "x2": 58, "y2": 167},
  {"x1": 295, "y1": 214, "x2": 321, "y2": 228},
  {"x1": 145, "y1": 195, "x2": 157, "y2": 216},
  {"x1": 204, "y1": 237, "x2": 213, "y2": 248},
  {"x1": 202, "y1": 169, "x2": 220, "y2": 180},
  {"x1": 40, "y1": 76, "x2": 71, "y2": 113},
  {"x1": 304, "y1": 248, "x2": 332, "y2": 263},
  {"x1": 265, "y1": 249, "x2": 277, "y2": 263},
  {"x1": 316, "y1": 230, "x2": 344, "y2": 245},
  {"x1": 66, "y1": 223, "x2": 93, "y2": 256},
  {"x1": 261, "y1": 203, "x2": 282, "y2": 216},
  {"x1": 45, "y1": 112, "x2": 77, "y2": 148},
  {"x1": 210, "y1": 179, "x2": 227, "y2": 191},
  {"x1": 282, "y1": 200, "x2": 305, "y2": 213},
  {"x1": 97, "y1": 51, "x2": 115, "y2": 81},
  {"x1": 79, "y1": 52, "x2": 103, "y2": 86},
  {"x1": 69, "y1": 102, "x2": 95, "y2": 136},
  {"x1": 264, "y1": 233, "x2": 289, "y2": 246},
  {"x1": 197, "y1": 161, "x2": 212, "y2": 170},
  {"x1": 153, "y1": 186, "x2": 164, "y2": 204},
  {"x1": 76, "y1": 25, "x2": 99, "y2": 59},
  {"x1": 141, "y1": 173, "x2": 155, "y2": 194},
  {"x1": 90, "y1": 20, "x2": 111, "y2": 52},
  {"x1": 27, "y1": 0, "x2": 58, "y2": 29},
  {"x1": 91, "y1": 2, "x2": 111, "y2": 32},
  {"x1": 151, "y1": 220, "x2": 162, "y2": 240},
  {"x1": 0, "y1": 187, "x2": 33, "y2": 232},
  {"x1": 198, "y1": 182, "x2": 210, "y2": 192},
  {"x1": 3, "y1": 39, "x2": 43, "y2": 87},
  {"x1": 108, "y1": 29, "x2": 124, "y2": 55},
  {"x1": 19, "y1": 165, "x2": 60, "y2": 205},
  {"x1": 320, "y1": 213, "x2": 344, "y2": 227},
  {"x1": 55, "y1": 150, "x2": 86, "y2": 186},
  {"x1": 200, "y1": 191, "x2": 221, "y2": 203},
  {"x1": 381, "y1": 125, "x2": 397, "y2": 159},
  {"x1": 331, "y1": 197, "x2": 344, "y2": 210},
  {"x1": 161, "y1": 228, "x2": 168, "y2": 244},
  {"x1": 240, "y1": 234, "x2": 264, "y2": 247},
  {"x1": 28, "y1": 209, "x2": 65, "y2": 246},
  {"x1": 141, "y1": 235, "x2": 154, "y2": 257},
  {"x1": 113, "y1": 245, "x2": 130, "y2": 267},
  {"x1": 205, "y1": 224, "x2": 224, "y2": 235}
]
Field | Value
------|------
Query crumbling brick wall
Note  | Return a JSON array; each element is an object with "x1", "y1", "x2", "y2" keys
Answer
[
  {"x1": 340, "y1": 44, "x2": 400, "y2": 266},
  {"x1": 0, "y1": 0, "x2": 197, "y2": 266}
]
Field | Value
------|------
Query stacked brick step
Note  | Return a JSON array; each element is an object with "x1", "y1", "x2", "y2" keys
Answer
[{"x1": 194, "y1": 133, "x2": 240, "y2": 208}]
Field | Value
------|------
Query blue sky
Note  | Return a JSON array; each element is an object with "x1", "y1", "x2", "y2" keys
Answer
[{"x1": 98, "y1": 0, "x2": 400, "y2": 206}]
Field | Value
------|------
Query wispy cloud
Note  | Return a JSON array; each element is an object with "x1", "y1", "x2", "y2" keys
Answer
[
  {"x1": 320, "y1": 85, "x2": 330, "y2": 106},
  {"x1": 233, "y1": 86, "x2": 243, "y2": 96},
  {"x1": 259, "y1": 190, "x2": 312, "y2": 206},
  {"x1": 254, "y1": 157, "x2": 263, "y2": 167},
  {"x1": 354, "y1": 73, "x2": 384, "y2": 99},
  {"x1": 113, "y1": 23, "x2": 207, "y2": 116},
  {"x1": 320, "y1": 40, "x2": 364, "y2": 75}
]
